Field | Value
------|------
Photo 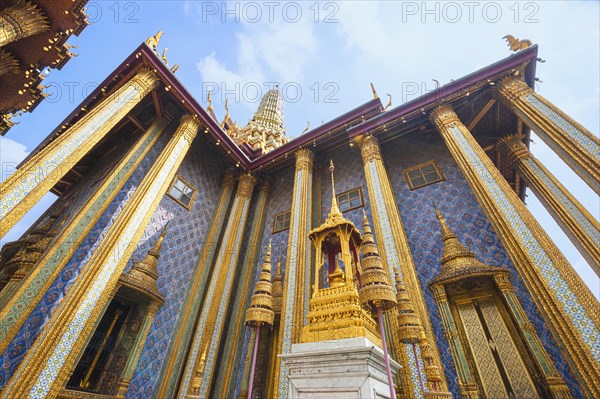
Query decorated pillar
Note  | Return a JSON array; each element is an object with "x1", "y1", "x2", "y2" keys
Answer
[
  {"x1": 178, "y1": 173, "x2": 257, "y2": 399},
  {"x1": 430, "y1": 104, "x2": 600, "y2": 398},
  {"x1": 498, "y1": 134, "x2": 600, "y2": 277},
  {"x1": 0, "y1": 67, "x2": 159, "y2": 238},
  {"x1": 497, "y1": 76, "x2": 600, "y2": 194},
  {"x1": 0, "y1": 119, "x2": 167, "y2": 356},
  {"x1": 153, "y1": 168, "x2": 237, "y2": 399},
  {"x1": 0, "y1": 114, "x2": 200, "y2": 399},
  {"x1": 274, "y1": 148, "x2": 314, "y2": 399},
  {"x1": 356, "y1": 134, "x2": 451, "y2": 398},
  {"x1": 214, "y1": 179, "x2": 270, "y2": 398},
  {"x1": 0, "y1": 1, "x2": 49, "y2": 46}
]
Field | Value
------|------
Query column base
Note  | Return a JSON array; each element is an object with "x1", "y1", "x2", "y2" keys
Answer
[{"x1": 280, "y1": 337, "x2": 400, "y2": 398}]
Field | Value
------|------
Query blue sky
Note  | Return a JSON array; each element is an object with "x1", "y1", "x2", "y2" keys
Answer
[{"x1": 1, "y1": 1, "x2": 598, "y2": 296}]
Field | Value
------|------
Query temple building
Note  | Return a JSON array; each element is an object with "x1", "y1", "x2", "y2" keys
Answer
[
  {"x1": 0, "y1": 0, "x2": 89, "y2": 135},
  {"x1": 0, "y1": 30, "x2": 598, "y2": 399}
]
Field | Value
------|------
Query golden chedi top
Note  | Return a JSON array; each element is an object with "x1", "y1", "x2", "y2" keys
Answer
[
  {"x1": 245, "y1": 242, "x2": 275, "y2": 327},
  {"x1": 237, "y1": 87, "x2": 288, "y2": 153},
  {"x1": 394, "y1": 266, "x2": 421, "y2": 342},
  {"x1": 358, "y1": 210, "x2": 397, "y2": 310},
  {"x1": 119, "y1": 223, "x2": 168, "y2": 305}
]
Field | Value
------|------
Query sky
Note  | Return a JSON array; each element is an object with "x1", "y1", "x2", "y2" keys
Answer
[{"x1": 0, "y1": 1, "x2": 598, "y2": 296}]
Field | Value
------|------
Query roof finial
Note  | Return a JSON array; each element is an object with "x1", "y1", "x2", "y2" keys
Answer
[
  {"x1": 370, "y1": 82, "x2": 379, "y2": 99},
  {"x1": 207, "y1": 90, "x2": 213, "y2": 113}
]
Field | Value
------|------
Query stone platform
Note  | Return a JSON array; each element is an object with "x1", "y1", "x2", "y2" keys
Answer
[{"x1": 280, "y1": 337, "x2": 400, "y2": 398}]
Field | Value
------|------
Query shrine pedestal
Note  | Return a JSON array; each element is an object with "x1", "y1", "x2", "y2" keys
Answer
[{"x1": 280, "y1": 337, "x2": 400, "y2": 399}]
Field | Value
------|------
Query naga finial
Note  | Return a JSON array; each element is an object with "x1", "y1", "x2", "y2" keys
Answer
[
  {"x1": 170, "y1": 64, "x2": 180, "y2": 74},
  {"x1": 206, "y1": 90, "x2": 213, "y2": 112},
  {"x1": 370, "y1": 82, "x2": 379, "y2": 99},
  {"x1": 145, "y1": 30, "x2": 163, "y2": 54},
  {"x1": 301, "y1": 121, "x2": 310, "y2": 135},
  {"x1": 161, "y1": 48, "x2": 169, "y2": 67},
  {"x1": 432, "y1": 79, "x2": 440, "y2": 89},
  {"x1": 384, "y1": 94, "x2": 392, "y2": 111},
  {"x1": 502, "y1": 35, "x2": 533, "y2": 52}
]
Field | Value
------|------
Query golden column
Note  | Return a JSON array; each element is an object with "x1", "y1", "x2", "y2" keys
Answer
[
  {"x1": 0, "y1": 68, "x2": 159, "y2": 238},
  {"x1": 179, "y1": 173, "x2": 257, "y2": 399},
  {"x1": 215, "y1": 179, "x2": 270, "y2": 398},
  {"x1": 0, "y1": 1, "x2": 49, "y2": 47},
  {"x1": 153, "y1": 168, "x2": 237, "y2": 399},
  {"x1": 274, "y1": 148, "x2": 314, "y2": 399},
  {"x1": 0, "y1": 119, "x2": 167, "y2": 355},
  {"x1": 497, "y1": 76, "x2": 600, "y2": 195},
  {"x1": 430, "y1": 104, "x2": 600, "y2": 399},
  {"x1": 1, "y1": 114, "x2": 200, "y2": 399},
  {"x1": 498, "y1": 134, "x2": 600, "y2": 277},
  {"x1": 356, "y1": 134, "x2": 451, "y2": 398}
]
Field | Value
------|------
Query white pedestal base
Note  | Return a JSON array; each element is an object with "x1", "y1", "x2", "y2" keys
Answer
[{"x1": 280, "y1": 337, "x2": 401, "y2": 399}]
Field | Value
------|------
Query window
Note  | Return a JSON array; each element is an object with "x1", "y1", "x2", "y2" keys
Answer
[
  {"x1": 404, "y1": 160, "x2": 444, "y2": 190},
  {"x1": 167, "y1": 176, "x2": 197, "y2": 209},
  {"x1": 273, "y1": 210, "x2": 291, "y2": 233},
  {"x1": 337, "y1": 188, "x2": 363, "y2": 212}
]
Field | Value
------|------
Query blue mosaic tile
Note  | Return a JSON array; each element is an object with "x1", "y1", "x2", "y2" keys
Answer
[{"x1": 125, "y1": 138, "x2": 224, "y2": 399}]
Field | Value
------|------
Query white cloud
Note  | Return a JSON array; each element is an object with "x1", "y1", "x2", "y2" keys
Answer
[{"x1": 0, "y1": 136, "x2": 29, "y2": 182}]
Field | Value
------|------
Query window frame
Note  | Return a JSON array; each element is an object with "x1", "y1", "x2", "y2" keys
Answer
[
  {"x1": 272, "y1": 210, "x2": 292, "y2": 233},
  {"x1": 336, "y1": 187, "x2": 364, "y2": 213},
  {"x1": 166, "y1": 175, "x2": 197, "y2": 210},
  {"x1": 403, "y1": 160, "x2": 445, "y2": 190}
]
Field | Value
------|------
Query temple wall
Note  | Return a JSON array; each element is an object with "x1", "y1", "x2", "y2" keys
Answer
[
  {"x1": 0, "y1": 129, "x2": 159, "y2": 388},
  {"x1": 381, "y1": 134, "x2": 583, "y2": 398},
  {"x1": 125, "y1": 137, "x2": 226, "y2": 398}
]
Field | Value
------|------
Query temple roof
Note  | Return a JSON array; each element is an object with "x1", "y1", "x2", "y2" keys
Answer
[{"x1": 20, "y1": 40, "x2": 539, "y2": 182}]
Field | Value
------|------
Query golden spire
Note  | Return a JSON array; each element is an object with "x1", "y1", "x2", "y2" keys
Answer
[
  {"x1": 394, "y1": 266, "x2": 421, "y2": 342},
  {"x1": 327, "y1": 160, "x2": 343, "y2": 220},
  {"x1": 358, "y1": 210, "x2": 396, "y2": 310},
  {"x1": 245, "y1": 241, "x2": 275, "y2": 327},
  {"x1": 237, "y1": 87, "x2": 287, "y2": 153},
  {"x1": 433, "y1": 203, "x2": 487, "y2": 279},
  {"x1": 118, "y1": 222, "x2": 168, "y2": 304}
]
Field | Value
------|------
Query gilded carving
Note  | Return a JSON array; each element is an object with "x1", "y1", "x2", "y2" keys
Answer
[
  {"x1": 294, "y1": 148, "x2": 314, "y2": 171},
  {"x1": 0, "y1": 1, "x2": 49, "y2": 47},
  {"x1": 430, "y1": 104, "x2": 599, "y2": 397},
  {"x1": 236, "y1": 173, "x2": 257, "y2": 199}
]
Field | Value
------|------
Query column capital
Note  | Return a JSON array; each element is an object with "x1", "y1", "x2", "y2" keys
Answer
[
  {"x1": 429, "y1": 104, "x2": 460, "y2": 129},
  {"x1": 147, "y1": 300, "x2": 162, "y2": 316},
  {"x1": 175, "y1": 114, "x2": 200, "y2": 144},
  {"x1": 222, "y1": 168, "x2": 237, "y2": 188},
  {"x1": 356, "y1": 134, "x2": 382, "y2": 164},
  {"x1": 236, "y1": 173, "x2": 257, "y2": 199},
  {"x1": 130, "y1": 67, "x2": 160, "y2": 94},
  {"x1": 294, "y1": 148, "x2": 314, "y2": 171},
  {"x1": 497, "y1": 134, "x2": 530, "y2": 164},
  {"x1": 0, "y1": 1, "x2": 49, "y2": 47},
  {"x1": 497, "y1": 75, "x2": 532, "y2": 101}
]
